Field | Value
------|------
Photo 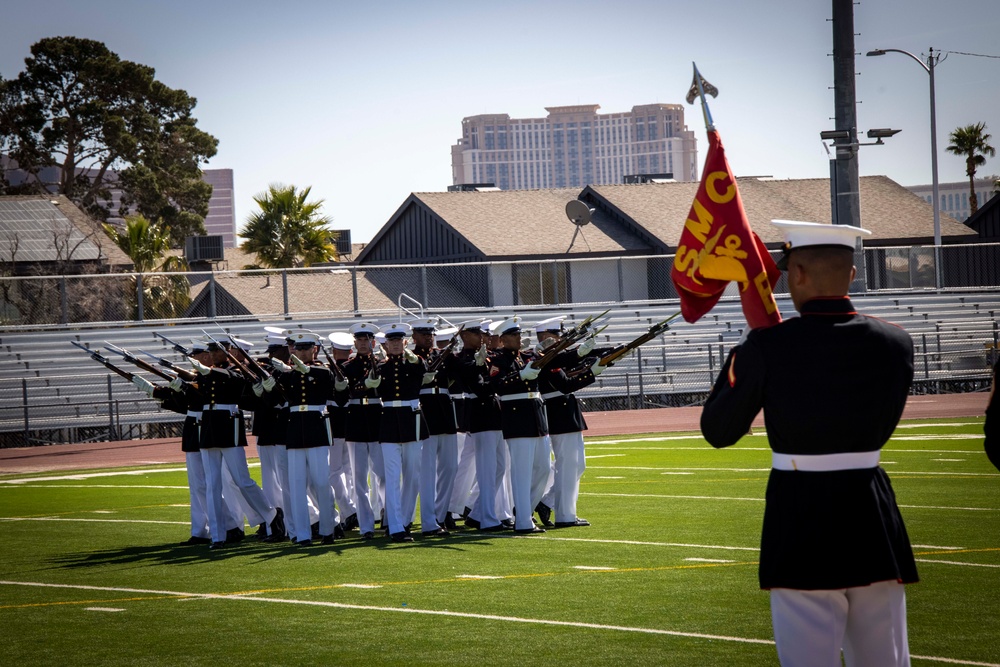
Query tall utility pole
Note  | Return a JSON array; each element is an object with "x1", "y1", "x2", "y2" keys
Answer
[{"x1": 831, "y1": 0, "x2": 865, "y2": 290}]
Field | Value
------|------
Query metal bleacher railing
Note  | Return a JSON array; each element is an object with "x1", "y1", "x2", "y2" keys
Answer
[{"x1": 1, "y1": 248, "x2": 999, "y2": 447}]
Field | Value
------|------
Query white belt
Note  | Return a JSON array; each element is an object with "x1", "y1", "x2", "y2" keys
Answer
[
  {"x1": 541, "y1": 391, "x2": 564, "y2": 400},
  {"x1": 348, "y1": 398, "x2": 382, "y2": 406},
  {"x1": 186, "y1": 410, "x2": 202, "y2": 418},
  {"x1": 452, "y1": 392, "x2": 474, "y2": 400},
  {"x1": 384, "y1": 399, "x2": 420, "y2": 409},
  {"x1": 772, "y1": 451, "x2": 880, "y2": 472},
  {"x1": 500, "y1": 391, "x2": 542, "y2": 402},
  {"x1": 291, "y1": 404, "x2": 327, "y2": 413},
  {"x1": 203, "y1": 404, "x2": 239, "y2": 412},
  {"x1": 420, "y1": 387, "x2": 450, "y2": 396}
]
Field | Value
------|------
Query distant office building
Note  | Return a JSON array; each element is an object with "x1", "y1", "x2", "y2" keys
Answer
[
  {"x1": 1, "y1": 156, "x2": 236, "y2": 246},
  {"x1": 451, "y1": 104, "x2": 698, "y2": 190},
  {"x1": 906, "y1": 176, "x2": 998, "y2": 222}
]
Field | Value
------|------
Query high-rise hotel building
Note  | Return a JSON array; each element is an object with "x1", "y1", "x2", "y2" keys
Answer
[{"x1": 451, "y1": 103, "x2": 698, "y2": 190}]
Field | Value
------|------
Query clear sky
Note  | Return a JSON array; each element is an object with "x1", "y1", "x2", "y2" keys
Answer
[{"x1": 2, "y1": 0, "x2": 998, "y2": 243}]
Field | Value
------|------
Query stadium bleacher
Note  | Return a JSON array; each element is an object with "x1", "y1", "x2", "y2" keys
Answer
[{"x1": 1, "y1": 289, "x2": 998, "y2": 446}]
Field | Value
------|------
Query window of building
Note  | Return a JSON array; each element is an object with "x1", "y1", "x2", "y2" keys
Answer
[{"x1": 513, "y1": 262, "x2": 569, "y2": 305}]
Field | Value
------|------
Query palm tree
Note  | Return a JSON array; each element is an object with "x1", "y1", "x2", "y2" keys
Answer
[
  {"x1": 240, "y1": 184, "x2": 337, "y2": 268},
  {"x1": 946, "y1": 122, "x2": 996, "y2": 215},
  {"x1": 103, "y1": 215, "x2": 190, "y2": 319}
]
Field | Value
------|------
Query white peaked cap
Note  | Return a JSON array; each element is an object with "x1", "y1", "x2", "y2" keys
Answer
[{"x1": 328, "y1": 332, "x2": 354, "y2": 351}]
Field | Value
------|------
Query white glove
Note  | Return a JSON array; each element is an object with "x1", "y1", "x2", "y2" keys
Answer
[
  {"x1": 168, "y1": 377, "x2": 184, "y2": 392},
  {"x1": 252, "y1": 382, "x2": 264, "y2": 397},
  {"x1": 590, "y1": 357, "x2": 606, "y2": 377},
  {"x1": 334, "y1": 377, "x2": 348, "y2": 392},
  {"x1": 132, "y1": 375, "x2": 155, "y2": 397},
  {"x1": 190, "y1": 358, "x2": 211, "y2": 375},
  {"x1": 519, "y1": 365, "x2": 540, "y2": 382},
  {"x1": 422, "y1": 371, "x2": 437, "y2": 385},
  {"x1": 475, "y1": 344, "x2": 488, "y2": 366},
  {"x1": 364, "y1": 368, "x2": 381, "y2": 389},
  {"x1": 262, "y1": 376, "x2": 276, "y2": 392},
  {"x1": 577, "y1": 335, "x2": 596, "y2": 357},
  {"x1": 270, "y1": 358, "x2": 291, "y2": 373},
  {"x1": 404, "y1": 348, "x2": 420, "y2": 364},
  {"x1": 291, "y1": 355, "x2": 310, "y2": 374}
]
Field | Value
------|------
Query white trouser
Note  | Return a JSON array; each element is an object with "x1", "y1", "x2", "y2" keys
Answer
[
  {"x1": 330, "y1": 438, "x2": 356, "y2": 522},
  {"x1": 449, "y1": 431, "x2": 477, "y2": 515},
  {"x1": 257, "y1": 445, "x2": 283, "y2": 509},
  {"x1": 382, "y1": 441, "x2": 420, "y2": 535},
  {"x1": 471, "y1": 430, "x2": 504, "y2": 528},
  {"x1": 420, "y1": 432, "x2": 459, "y2": 529},
  {"x1": 530, "y1": 434, "x2": 553, "y2": 511},
  {"x1": 288, "y1": 446, "x2": 335, "y2": 542},
  {"x1": 185, "y1": 452, "x2": 210, "y2": 539},
  {"x1": 349, "y1": 441, "x2": 385, "y2": 534},
  {"x1": 202, "y1": 447, "x2": 274, "y2": 542},
  {"x1": 506, "y1": 436, "x2": 540, "y2": 531},
  {"x1": 550, "y1": 431, "x2": 585, "y2": 523},
  {"x1": 771, "y1": 581, "x2": 910, "y2": 667},
  {"x1": 401, "y1": 441, "x2": 422, "y2": 528},
  {"x1": 497, "y1": 440, "x2": 513, "y2": 521},
  {"x1": 223, "y1": 460, "x2": 263, "y2": 529}
]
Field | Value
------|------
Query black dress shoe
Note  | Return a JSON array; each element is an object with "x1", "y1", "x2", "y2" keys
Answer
[
  {"x1": 334, "y1": 524, "x2": 346, "y2": 540},
  {"x1": 500, "y1": 519, "x2": 515, "y2": 529},
  {"x1": 255, "y1": 522, "x2": 268, "y2": 540},
  {"x1": 464, "y1": 517, "x2": 481, "y2": 529},
  {"x1": 344, "y1": 513, "x2": 359, "y2": 531},
  {"x1": 404, "y1": 522, "x2": 413, "y2": 533},
  {"x1": 311, "y1": 522, "x2": 321, "y2": 539},
  {"x1": 361, "y1": 531, "x2": 376, "y2": 540},
  {"x1": 444, "y1": 513, "x2": 458, "y2": 530},
  {"x1": 209, "y1": 541, "x2": 227, "y2": 550},
  {"x1": 534, "y1": 502, "x2": 555, "y2": 527},
  {"x1": 180, "y1": 536, "x2": 212, "y2": 546},
  {"x1": 269, "y1": 507, "x2": 286, "y2": 540},
  {"x1": 225, "y1": 528, "x2": 245, "y2": 544},
  {"x1": 478, "y1": 523, "x2": 506, "y2": 532},
  {"x1": 514, "y1": 526, "x2": 546, "y2": 534},
  {"x1": 298, "y1": 539, "x2": 313, "y2": 547},
  {"x1": 263, "y1": 532, "x2": 288, "y2": 543},
  {"x1": 390, "y1": 531, "x2": 414, "y2": 543},
  {"x1": 321, "y1": 534, "x2": 335, "y2": 545},
  {"x1": 421, "y1": 527, "x2": 449, "y2": 537},
  {"x1": 461, "y1": 506, "x2": 472, "y2": 520},
  {"x1": 554, "y1": 519, "x2": 591, "y2": 528}
]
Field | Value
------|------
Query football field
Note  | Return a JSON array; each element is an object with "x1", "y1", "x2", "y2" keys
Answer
[{"x1": 1, "y1": 420, "x2": 997, "y2": 666}]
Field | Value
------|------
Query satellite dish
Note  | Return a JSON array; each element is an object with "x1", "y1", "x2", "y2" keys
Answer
[{"x1": 565, "y1": 200, "x2": 593, "y2": 226}]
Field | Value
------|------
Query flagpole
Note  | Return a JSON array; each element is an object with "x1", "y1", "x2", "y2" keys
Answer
[{"x1": 692, "y1": 62, "x2": 715, "y2": 132}]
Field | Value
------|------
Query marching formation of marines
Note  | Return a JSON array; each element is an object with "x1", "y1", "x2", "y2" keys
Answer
[{"x1": 76, "y1": 311, "x2": 674, "y2": 549}]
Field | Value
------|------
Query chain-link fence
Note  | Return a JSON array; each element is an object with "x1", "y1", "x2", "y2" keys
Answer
[{"x1": 3, "y1": 243, "x2": 999, "y2": 327}]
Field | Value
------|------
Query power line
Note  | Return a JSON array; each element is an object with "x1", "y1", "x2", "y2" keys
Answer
[{"x1": 943, "y1": 50, "x2": 1000, "y2": 59}]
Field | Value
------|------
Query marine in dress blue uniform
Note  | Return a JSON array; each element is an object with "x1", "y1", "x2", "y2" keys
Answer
[
  {"x1": 343, "y1": 322, "x2": 385, "y2": 539},
  {"x1": 701, "y1": 220, "x2": 918, "y2": 666}
]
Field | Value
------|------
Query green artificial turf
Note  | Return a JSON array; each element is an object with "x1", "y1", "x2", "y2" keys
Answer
[{"x1": 0, "y1": 419, "x2": 997, "y2": 666}]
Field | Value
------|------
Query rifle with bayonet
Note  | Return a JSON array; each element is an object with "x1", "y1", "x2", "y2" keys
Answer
[
  {"x1": 315, "y1": 340, "x2": 347, "y2": 380},
  {"x1": 153, "y1": 331, "x2": 192, "y2": 356},
  {"x1": 530, "y1": 309, "x2": 610, "y2": 371},
  {"x1": 593, "y1": 310, "x2": 682, "y2": 367},
  {"x1": 70, "y1": 340, "x2": 135, "y2": 382},
  {"x1": 214, "y1": 324, "x2": 272, "y2": 380},
  {"x1": 427, "y1": 324, "x2": 465, "y2": 372},
  {"x1": 201, "y1": 329, "x2": 265, "y2": 381},
  {"x1": 138, "y1": 349, "x2": 198, "y2": 382},
  {"x1": 103, "y1": 342, "x2": 180, "y2": 382}
]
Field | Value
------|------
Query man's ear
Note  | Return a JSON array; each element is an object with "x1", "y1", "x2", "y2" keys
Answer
[{"x1": 849, "y1": 265, "x2": 857, "y2": 282}]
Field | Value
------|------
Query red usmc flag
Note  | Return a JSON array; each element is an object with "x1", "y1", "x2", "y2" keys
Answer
[{"x1": 670, "y1": 130, "x2": 781, "y2": 329}]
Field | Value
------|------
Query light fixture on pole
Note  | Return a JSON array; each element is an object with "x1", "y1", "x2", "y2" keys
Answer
[{"x1": 866, "y1": 47, "x2": 943, "y2": 250}]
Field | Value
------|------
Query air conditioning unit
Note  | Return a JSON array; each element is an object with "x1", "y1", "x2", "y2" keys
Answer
[
  {"x1": 185, "y1": 235, "x2": 225, "y2": 262},
  {"x1": 331, "y1": 229, "x2": 352, "y2": 256}
]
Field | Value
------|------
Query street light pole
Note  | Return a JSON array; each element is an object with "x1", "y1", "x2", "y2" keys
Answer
[{"x1": 867, "y1": 47, "x2": 942, "y2": 286}]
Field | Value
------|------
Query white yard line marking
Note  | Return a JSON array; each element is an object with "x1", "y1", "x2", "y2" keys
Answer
[
  {"x1": 931, "y1": 459, "x2": 966, "y2": 462},
  {"x1": 0, "y1": 463, "x2": 259, "y2": 485},
  {"x1": 0, "y1": 580, "x2": 773, "y2": 646},
  {"x1": 582, "y1": 492, "x2": 764, "y2": 502},
  {"x1": 593, "y1": 476, "x2": 623, "y2": 479},
  {"x1": 912, "y1": 545, "x2": 964, "y2": 550},
  {"x1": 915, "y1": 559, "x2": 1000, "y2": 569},
  {"x1": 573, "y1": 566, "x2": 616, "y2": 570},
  {"x1": 684, "y1": 558, "x2": 735, "y2": 563},
  {"x1": 0, "y1": 517, "x2": 188, "y2": 525},
  {"x1": 539, "y1": 537, "x2": 758, "y2": 552},
  {"x1": 899, "y1": 505, "x2": 998, "y2": 512},
  {"x1": 85, "y1": 607, "x2": 125, "y2": 612},
  {"x1": 895, "y1": 423, "x2": 979, "y2": 429},
  {"x1": 891, "y1": 435, "x2": 984, "y2": 440},
  {"x1": 660, "y1": 472, "x2": 695, "y2": 475},
  {"x1": 589, "y1": 467, "x2": 770, "y2": 472},
  {"x1": 336, "y1": 584, "x2": 382, "y2": 589},
  {"x1": 455, "y1": 575, "x2": 504, "y2": 580},
  {"x1": 2, "y1": 580, "x2": 994, "y2": 664},
  {"x1": 584, "y1": 454, "x2": 625, "y2": 460}
]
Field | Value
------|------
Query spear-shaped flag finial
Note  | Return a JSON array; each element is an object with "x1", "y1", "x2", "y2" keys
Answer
[{"x1": 686, "y1": 62, "x2": 719, "y2": 132}]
